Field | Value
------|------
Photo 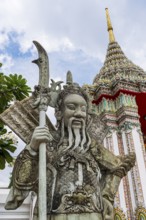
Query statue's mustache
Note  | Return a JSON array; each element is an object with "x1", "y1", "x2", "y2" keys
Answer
[{"x1": 68, "y1": 117, "x2": 85, "y2": 127}]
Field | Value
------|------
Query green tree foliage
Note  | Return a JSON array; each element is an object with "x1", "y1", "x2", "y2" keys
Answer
[{"x1": 0, "y1": 63, "x2": 31, "y2": 169}]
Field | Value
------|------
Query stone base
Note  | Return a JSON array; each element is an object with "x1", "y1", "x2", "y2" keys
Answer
[{"x1": 33, "y1": 213, "x2": 103, "y2": 220}]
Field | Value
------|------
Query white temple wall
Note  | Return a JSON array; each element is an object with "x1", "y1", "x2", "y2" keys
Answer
[
  {"x1": 121, "y1": 132, "x2": 128, "y2": 155},
  {"x1": 132, "y1": 128, "x2": 146, "y2": 206},
  {"x1": 118, "y1": 181, "x2": 127, "y2": 214},
  {"x1": 127, "y1": 171, "x2": 137, "y2": 211},
  {"x1": 112, "y1": 131, "x2": 119, "y2": 156}
]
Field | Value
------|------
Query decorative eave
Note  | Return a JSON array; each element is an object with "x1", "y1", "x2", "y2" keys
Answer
[{"x1": 93, "y1": 80, "x2": 146, "y2": 102}]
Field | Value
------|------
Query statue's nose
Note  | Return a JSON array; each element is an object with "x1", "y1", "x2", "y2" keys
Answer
[{"x1": 74, "y1": 108, "x2": 83, "y2": 117}]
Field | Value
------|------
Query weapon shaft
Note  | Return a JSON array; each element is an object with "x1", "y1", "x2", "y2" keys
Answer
[{"x1": 39, "y1": 110, "x2": 47, "y2": 220}]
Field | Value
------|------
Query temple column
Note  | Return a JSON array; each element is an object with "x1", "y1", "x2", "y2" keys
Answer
[
  {"x1": 138, "y1": 131, "x2": 146, "y2": 168},
  {"x1": 117, "y1": 131, "x2": 134, "y2": 219},
  {"x1": 112, "y1": 132, "x2": 121, "y2": 209},
  {"x1": 131, "y1": 128, "x2": 146, "y2": 206}
]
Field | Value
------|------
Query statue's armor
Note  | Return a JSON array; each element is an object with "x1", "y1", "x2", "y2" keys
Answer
[
  {"x1": 46, "y1": 142, "x2": 103, "y2": 213},
  {"x1": 9, "y1": 139, "x2": 102, "y2": 213},
  {"x1": 5, "y1": 137, "x2": 135, "y2": 220}
]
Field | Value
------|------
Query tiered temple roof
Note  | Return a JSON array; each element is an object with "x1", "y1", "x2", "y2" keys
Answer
[{"x1": 93, "y1": 8, "x2": 146, "y2": 86}]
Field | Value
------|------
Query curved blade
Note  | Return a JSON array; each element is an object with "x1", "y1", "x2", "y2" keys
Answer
[{"x1": 32, "y1": 41, "x2": 49, "y2": 88}]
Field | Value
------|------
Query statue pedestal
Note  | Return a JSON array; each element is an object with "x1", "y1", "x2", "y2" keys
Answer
[{"x1": 33, "y1": 213, "x2": 103, "y2": 220}]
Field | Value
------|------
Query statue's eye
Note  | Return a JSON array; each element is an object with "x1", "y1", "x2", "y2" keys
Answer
[
  {"x1": 81, "y1": 106, "x2": 86, "y2": 112},
  {"x1": 67, "y1": 104, "x2": 76, "y2": 110}
]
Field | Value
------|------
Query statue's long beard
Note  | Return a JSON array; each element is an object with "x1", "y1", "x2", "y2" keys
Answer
[{"x1": 58, "y1": 117, "x2": 91, "y2": 153}]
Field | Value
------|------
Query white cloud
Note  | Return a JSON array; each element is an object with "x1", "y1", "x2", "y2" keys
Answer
[
  {"x1": 0, "y1": 54, "x2": 14, "y2": 71},
  {"x1": 0, "y1": 0, "x2": 143, "y2": 59},
  {"x1": 0, "y1": 31, "x2": 9, "y2": 49}
]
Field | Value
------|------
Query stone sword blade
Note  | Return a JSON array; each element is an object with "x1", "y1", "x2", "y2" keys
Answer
[
  {"x1": 32, "y1": 40, "x2": 49, "y2": 88},
  {"x1": 32, "y1": 41, "x2": 50, "y2": 220}
]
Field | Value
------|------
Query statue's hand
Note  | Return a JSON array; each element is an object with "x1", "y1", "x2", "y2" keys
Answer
[
  {"x1": 111, "y1": 152, "x2": 136, "y2": 177},
  {"x1": 29, "y1": 126, "x2": 51, "y2": 152},
  {"x1": 121, "y1": 152, "x2": 136, "y2": 171}
]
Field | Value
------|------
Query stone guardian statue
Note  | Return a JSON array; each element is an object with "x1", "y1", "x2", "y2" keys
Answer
[{"x1": 0, "y1": 42, "x2": 136, "y2": 220}]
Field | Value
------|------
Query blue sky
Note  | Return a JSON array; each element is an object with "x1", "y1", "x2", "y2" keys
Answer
[{"x1": 0, "y1": 0, "x2": 146, "y2": 186}]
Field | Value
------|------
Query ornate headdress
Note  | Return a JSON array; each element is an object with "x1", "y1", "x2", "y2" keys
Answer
[{"x1": 55, "y1": 71, "x2": 89, "y2": 110}]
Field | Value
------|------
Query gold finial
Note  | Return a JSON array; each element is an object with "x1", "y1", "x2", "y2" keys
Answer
[{"x1": 105, "y1": 8, "x2": 115, "y2": 43}]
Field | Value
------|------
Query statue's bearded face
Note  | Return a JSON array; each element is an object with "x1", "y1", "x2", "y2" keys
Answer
[
  {"x1": 57, "y1": 94, "x2": 90, "y2": 153},
  {"x1": 63, "y1": 94, "x2": 87, "y2": 129}
]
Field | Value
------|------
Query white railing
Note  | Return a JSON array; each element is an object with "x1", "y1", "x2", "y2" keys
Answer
[{"x1": 0, "y1": 188, "x2": 31, "y2": 220}]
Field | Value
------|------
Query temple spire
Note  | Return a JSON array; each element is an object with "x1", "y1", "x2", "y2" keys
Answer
[{"x1": 105, "y1": 8, "x2": 115, "y2": 43}]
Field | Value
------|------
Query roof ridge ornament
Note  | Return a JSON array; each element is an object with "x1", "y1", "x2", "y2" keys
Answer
[{"x1": 105, "y1": 8, "x2": 115, "y2": 43}]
